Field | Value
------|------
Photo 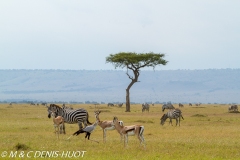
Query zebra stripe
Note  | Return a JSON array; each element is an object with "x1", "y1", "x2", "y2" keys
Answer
[
  {"x1": 160, "y1": 109, "x2": 184, "y2": 126},
  {"x1": 228, "y1": 105, "x2": 238, "y2": 112},
  {"x1": 47, "y1": 104, "x2": 92, "y2": 130},
  {"x1": 162, "y1": 103, "x2": 175, "y2": 112},
  {"x1": 142, "y1": 103, "x2": 150, "y2": 112}
]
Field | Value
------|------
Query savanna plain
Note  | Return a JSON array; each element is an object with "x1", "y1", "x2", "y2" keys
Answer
[{"x1": 1, "y1": 103, "x2": 240, "y2": 160}]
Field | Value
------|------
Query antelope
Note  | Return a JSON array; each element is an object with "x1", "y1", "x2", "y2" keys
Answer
[
  {"x1": 94, "y1": 110, "x2": 123, "y2": 142},
  {"x1": 112, "y1": 116, "x2": 145, "y2": 148},
  {"x1": 51, "y1": 110, "x2": 65, "y2": 139}
]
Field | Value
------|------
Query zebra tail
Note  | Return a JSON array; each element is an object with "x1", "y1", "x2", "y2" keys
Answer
[
  {"x1": 86, "y1": 112, "x2": 92, "y2": 125},
  {"x1": 73, "y1": 129, "x2": 85, "y2": 136},
  {"x1": 181, "y1": 114, "x2": 184, "y2": 120}
]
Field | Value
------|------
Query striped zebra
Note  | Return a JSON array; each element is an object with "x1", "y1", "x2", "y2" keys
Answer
[
  {"x1": 160, "y1": 108, "x2": 184, "y2": 126},
  {"x1": 179, "y1": 103, "x2": 184, "y2": 107},
  {"x1": 107, "y1": 103, "x2": 114, "y2": 107},
  {"x1": 62, "y1": 104, "x2": 73, "y2": 110},
  {"x1": 118, "y1": 103, "x2": 123, "y2": 107},
  {"x1": 162, "y1": 103, "x2": 175, "y2": 112},
  {"x1": 47, "y1": 104, "x2": 92, "y2": 133},
  {"x1": 228, "y1": 105, "x2": 238, "y2": 112},
  {"x1": 142, "y1": 103, "x2": 150, "y2": 112}
]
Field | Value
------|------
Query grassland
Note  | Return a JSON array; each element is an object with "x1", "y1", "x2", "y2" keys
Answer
[{"x1": 0, "y1": 103, "x2": 240, "y2": 160}]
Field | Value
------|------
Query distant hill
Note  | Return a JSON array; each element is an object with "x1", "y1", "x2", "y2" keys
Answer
[{"x1": 0, "y1": 69, "x2": 240, "y2": 104}]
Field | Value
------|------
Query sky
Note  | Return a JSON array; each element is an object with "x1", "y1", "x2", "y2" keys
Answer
[{"x1": 1, "y1": 0, "x2": 240, "y2": 70}]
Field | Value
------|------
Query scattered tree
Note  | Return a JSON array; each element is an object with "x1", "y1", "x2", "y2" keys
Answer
[{"x1": 106, "y1": 52, "x2": 167, "y2": 112}]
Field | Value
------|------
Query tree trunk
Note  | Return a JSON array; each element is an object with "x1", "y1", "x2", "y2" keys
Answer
[
  {"x1": 125, "y1": 79, "x2": 136, "y2": 112},
  {"x1": 125, "y1": 68, "x2": 139, "y2": 112},
  {"x1": 125, "y1": 88, "x2": 130, "y2": 112}
]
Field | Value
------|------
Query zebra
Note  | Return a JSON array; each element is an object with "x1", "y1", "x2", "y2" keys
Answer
[
  {"x1": 195, "y1": 103, "x2": 201, "y2": 106},
  {"x1": 160, "y1": 108, "x2": 184, "y2": 126},
  {"x1": 47, "y1": 104, "x2": 92, "y2": 133},
  {"x1": 62, "y1": 104, "x2": 73, "y2": 110},
  {"x1": 228, "y1": 105, "x2": 238, "y2": 112},
  {"x1": 162, "y1": 104, "x2": 175, "y2": 112},
  {"x1": 118, "y1": 103, "x2": 123, "y2": 107},
  {"x1": 179, "y1": 103, "x2": 184, "y2": 107},
  {"x1": 107, "y1": 103, "x2": 114, "y2": 107},
  {"x1": 142, "y1": 103, "x2": 150, "y2": 112},
  {"x1": 41, "y1": 102, "x2": 47, "y2": 106}
]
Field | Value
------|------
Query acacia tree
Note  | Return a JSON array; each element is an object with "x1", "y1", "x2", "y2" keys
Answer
[{"x1": 106, "y1": 52, "x2": 168, "y2": 112}]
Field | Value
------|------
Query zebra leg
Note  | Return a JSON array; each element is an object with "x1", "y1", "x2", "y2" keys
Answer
[
  {"x1": 83, "y1": 120, "x2": 88, "y2": 128},
  {"x1": 78, "y1": 122, "x2": 83, "y2": 130},
  {"x1": 169, "y1": 119, "x2": 173, "y2": 126},
  {"x1": 176, "y1": 118, "x2": 179, "y2": 126}
]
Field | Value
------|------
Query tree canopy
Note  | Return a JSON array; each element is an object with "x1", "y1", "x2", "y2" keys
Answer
[
  {"x1": 106, "y1": 52, "x2": 167, "y2": 70},
  {"x1": 106, "y1": 52, "x2": 168, "y2": 112}
]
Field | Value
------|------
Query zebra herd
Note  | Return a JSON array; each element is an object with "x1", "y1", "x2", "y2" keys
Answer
[{"x1": 107, "y1": 103, "x2": 123, "y2": 107}]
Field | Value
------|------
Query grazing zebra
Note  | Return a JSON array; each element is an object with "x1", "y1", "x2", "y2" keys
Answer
[
  {"x1": 118, "y1": 103, "x2": 123, "y2": 107},
  {"x1": 179, "y1": 103, "x2": 184, "y2": 107},
  {"x1": 160, "y1": 108, "x2": 184, "y2": 126},
  {"x1": 228, "y1": 105, "x2": 238, "y2": 112},
  {"x1": 41, "y1": 103, "x2": 47, "y2": 106},
  {"x1": 62, "y1": 104, "x2": 73, "y2": 110},
  {"x1": 107, "y1": 103, "x2": 114, "y2": 107},
  {"x1": 47, "y1": 104, "x2": 92, "y2": 133},
  {"x1": 142, "y1": 103, "x2": 150, "y2": 112},
  {"x1": 195, "y1": 103, "x2": 201, "y2": 106},
  {"x1": 189, "y1": 103, "x2": 192, "y2": 106},
  {"x1": 162, "y1": 104, "x2": 175, "y2": 112}
]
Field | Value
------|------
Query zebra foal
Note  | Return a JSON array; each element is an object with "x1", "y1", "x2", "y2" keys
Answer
[{"x1": 160, "y1": 109, "x2": 184, "y2": 126}]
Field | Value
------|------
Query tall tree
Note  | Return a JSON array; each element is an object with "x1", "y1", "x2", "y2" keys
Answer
[{"x1": 106, "y1": 52, "x2": 168, "y2": 112}]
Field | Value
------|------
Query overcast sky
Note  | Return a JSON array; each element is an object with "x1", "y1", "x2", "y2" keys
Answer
[{"x1": 1, "y1": 1, "x2": 240, "y2": 70}]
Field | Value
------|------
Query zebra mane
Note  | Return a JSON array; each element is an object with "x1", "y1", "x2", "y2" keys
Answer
[{"x1": 50, "y1": 104, "x2": 62, "y2": 109}]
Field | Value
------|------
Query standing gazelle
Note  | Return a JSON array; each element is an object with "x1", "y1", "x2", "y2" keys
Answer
[
  {"x1": 112, "y1": 116, "x2": 145, "y2": 148},
  {"x1": 51, "y1": 110, "x2": 65, "y2": 139},
  {"x1": 94, "y1": 110, "x2": 123, "y2": 142}
]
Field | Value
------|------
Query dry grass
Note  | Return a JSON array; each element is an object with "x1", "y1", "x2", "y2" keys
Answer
[{"x1": 0, "y1": 103, "x2": 240, "y2": 159}]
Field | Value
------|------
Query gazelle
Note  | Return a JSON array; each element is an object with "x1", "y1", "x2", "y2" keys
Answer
[
  {"x1": 112, "y1": 116, "x2": 145, "y2": 148},
  {"x1": 94, "y1": 110, "x2": 123, "y2": 142},
  {"x1": 51, "y1": 110, "x2": 65, "y2": 139}
]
